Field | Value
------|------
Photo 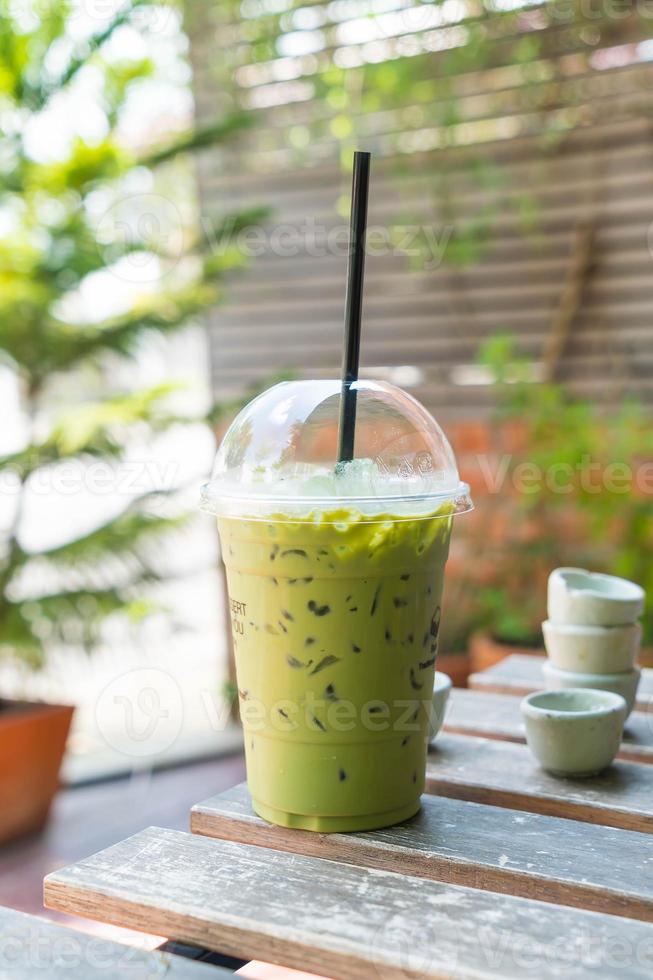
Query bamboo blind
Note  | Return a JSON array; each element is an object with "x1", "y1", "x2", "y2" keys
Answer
[{"x1": 186, "y1": 1, "x2": 653, "y2": 418}]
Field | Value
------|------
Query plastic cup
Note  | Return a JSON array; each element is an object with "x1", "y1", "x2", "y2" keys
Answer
[{"x1": 202, "y1": 380, "x2": 471, "y2": 832}]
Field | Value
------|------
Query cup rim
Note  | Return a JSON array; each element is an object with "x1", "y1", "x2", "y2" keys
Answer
[
  {"x1": 433, "y1": 671, "x2": 452, "y2": 695},
  {"x1": 201, "y1": 481, "x2": 473, "y2": 522},
  {"x1": 550, "y1": 567, "x2": 644, "y2": 603},
  {"x1": 521, "y1": 688, "x2": 627, "y2": 719}
]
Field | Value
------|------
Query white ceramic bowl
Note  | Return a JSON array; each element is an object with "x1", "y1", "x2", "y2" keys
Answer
[
  {"x1": 542, "y1": 619, "x2": 641, "y2": 674},
  {"x1": 429, "y1": 671, "x2": 452, "y2": 740},
  {"x1": 548, "y1": 567, "x2": 644, "y2": 627},
  {"x1": 542, "y1": 660, "x2": 640, "y2": 717},
  {"x1": 521, "y1": 688, "x2": 626, "y2": 777}
]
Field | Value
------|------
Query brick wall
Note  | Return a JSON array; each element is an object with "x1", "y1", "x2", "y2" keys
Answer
[{"x1": 444, "y1": 418, "x2": 581, "y2": 653}]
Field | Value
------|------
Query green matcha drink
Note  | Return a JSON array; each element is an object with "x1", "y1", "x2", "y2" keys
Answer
[
  {"x1": 219, "y1": 506, "x2": 452, "y2": 831},
  {"x1": 203, "y1": 380, "x2": 471, "y2": 832}
]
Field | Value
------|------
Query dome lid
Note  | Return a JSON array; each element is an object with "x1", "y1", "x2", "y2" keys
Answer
[{"x1": 201, "y1": 379, "x2": 472, "y2": 520}]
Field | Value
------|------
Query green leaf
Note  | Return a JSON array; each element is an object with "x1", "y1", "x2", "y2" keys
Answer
[
  {"x1": 0, "y1": 385, "x2": 192, "y2": 485},
  {"x1": 142, "y1": 113, "x2": 255, "y2": 168},
  {"x1": 48, "y1": 383, "x2": 185, "y2": 454},
  {"x1": 2, "y1": 283, "x2": 218, "y2": 381},
  {"x1": 25, "y1": 139, "x2": 130, "y2": 195},
  {"x1": 37, "y1": 508, "x2": 190, "y2": 570},
  {"x1": 30, "y1": 0, "x2": 154, "y2": 109},
  {"x1": 101, "y1": 57, "x2": 155, "y2": 123}
]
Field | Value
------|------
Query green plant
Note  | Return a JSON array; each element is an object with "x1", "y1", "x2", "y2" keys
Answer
[
  {"x1": 220, "y1": 679, "x2": 239, "y2": 707},
  {"x1": 476, "y1": 588, "x2": 543, "y2": 649},
  {"x1": 478, "y1": 335, "x2": 653, "y2": 645},
  {"x1": 0, "y1": 0, "x2": 268, "y2": 670},
  {"x1": 208, "y1": 2, "x2": 650, "y2": 271},
  {"x1": 438, "y1": 570, "x2": 485, "y2": 654}
]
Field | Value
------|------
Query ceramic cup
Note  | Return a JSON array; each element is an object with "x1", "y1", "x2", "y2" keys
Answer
[
  {"x1": 429, "y1": 671, "x2": 452, "y2": 740},
  {"x1": 542, "y1": 660, "x2": 640, "y2": 717},
  {"x1": 521, "y1": 688, "x2": 627, "y2": 777},
  {"x1": 548, "y1": 568, "x2": 644, "y2": 627},
  {"x1": 542, "y1": 620, "x2": 641, "y2": 674}
]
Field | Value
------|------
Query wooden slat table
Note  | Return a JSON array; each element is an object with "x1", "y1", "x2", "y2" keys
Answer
[
  {"x1": 426, "y1": 733, "x2": 653, "y2": 832},
  {"x1": 469, "y1": 654, "x2": 653, "y2": 711},
  {"x1": 191, "y1": 782, "x2": 653, "y2": 921},
  {"x1": 42, "y1": 659, "x2": 653, "y2": 978},
  {"x1": 445, "y1": 688, "x2": 653, "y2": 764},
  {"x1": 44, "y1": 826, "x2": 653, "y2": 979}
]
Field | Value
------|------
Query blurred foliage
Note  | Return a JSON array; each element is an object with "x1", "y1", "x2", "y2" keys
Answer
[
  {"x1": 438, "y1": 570, "x2": 485, "y2": 654},
  {"x1": 0, "y1": 0, "x2": 268, "y2": 669},
  {"x1": 474, "y1": 585, "x2": 545, "y2": 649},
  {"x1": 476, "y1": 336, "x2": 653, "y2": 645},
  {"x1": 195, "y1": 0, "x2": 651, "y2": 268}
]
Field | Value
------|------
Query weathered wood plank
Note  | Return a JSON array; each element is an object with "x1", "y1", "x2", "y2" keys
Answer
[
  {"x1": 191, "y1": 782, "x2": 653, "y2": 922},
  {"x1": 0, "y1": 905, "x2": 226, "y2": 979},
  {"x1": 426, "y1": 734, "x2": 653, "y2": 833},
  {"x1": 444, "y1": 688, "x2": 653, "y2": 765},
  {"x1": 44, "y1": 826, "x2": 653, "y2": 979},
  {"x1": 468, "y1": 655, "x2": 653, "y2": 712}
]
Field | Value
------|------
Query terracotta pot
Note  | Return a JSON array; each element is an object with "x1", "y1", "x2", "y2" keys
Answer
[
  {"x1": 639, "y1": 647, "x2": 653, "y2": 669},
  {"x1": 436, "y1": 652, "x2": 471, "y2": 688},
  {"x1": 0, "y1": 700, "x2": 73, "y2": 845},
  {"x1": 469, "y1": 630, "x2": 544, "y2": 673}
]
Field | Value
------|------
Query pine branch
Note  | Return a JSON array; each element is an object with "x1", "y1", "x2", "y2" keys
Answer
[
  {"x1": 1, "y1": 394, "x2": 201, "y2": 586},
  {"x1": 0, "y1": 583, "x2": 141, "y2": 664},
  {"x1": 48, "y1": 383, "x2": 189, "y2": 452},
  {"x1": 30, "y1": 0, "x2": 154, "y2": 110},
  {"x1": 31, "y1": 213, "x2": 160, "y2": 293},
  {"x1": 62, "y1": 283, "x2": 216, "y2": 366},
  {"x1": 16, "y1": 584, "x2": 160, "y2": 648},
  {"x1": 141, "y1": 113, "x2": 254, "y2": 168},
  {"x1": 0, "y1": 553, "x2": 209, "y2": 661},
  {"x1": 198, "y1": 207, "x2": 272, "y2": 277},
  {"x1": 1, "y1": 515, "x2": 203, "y2": 661},
  {"x1": 0, "y1": 385, "x2": 192, "y2": 482},
  {"x1": 30, "y1": 204, "x2": 272, "y2": 302},
  {"x1": 0, "y1": 434, "x2": 122, "y2": 485},
  {"x1": 0, "y1": 601, "x2": 45, "y2": 669},
  {"x1": 27, "y1": 138, "x2": 128, "y2": 196},
  {"x1": 36, "y1": 508, "x2": 190, "y2": 571},
  {"x1": 4, "y1": 284, "x2": 217, "y2": 383}
]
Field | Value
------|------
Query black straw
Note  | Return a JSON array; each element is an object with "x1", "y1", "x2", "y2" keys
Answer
[{"x1": 337, "y1": 150, "x2": 371, "y2": 463}]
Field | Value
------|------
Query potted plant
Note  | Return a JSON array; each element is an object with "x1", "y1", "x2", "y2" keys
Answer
[
  {"x1": 0, "y1": 4, "x2": 261, "y2": 843},
  {"x1": 435, "y1": 571, "x2": 486, "y2": 686},
  {"x1": 469, "y1": 587, "x2": 545, "y2": 673},
  {"x1": 470, "y1": 335, "x2": 653, "y2": 670},
  {"x1": 0, "y1": 702, "x2": 74, "y2": 845}
]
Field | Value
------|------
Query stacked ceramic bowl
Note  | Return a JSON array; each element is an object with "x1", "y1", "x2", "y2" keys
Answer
[{"x1": 542, "y1": 568, "x2": 645, "y2": 718}]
